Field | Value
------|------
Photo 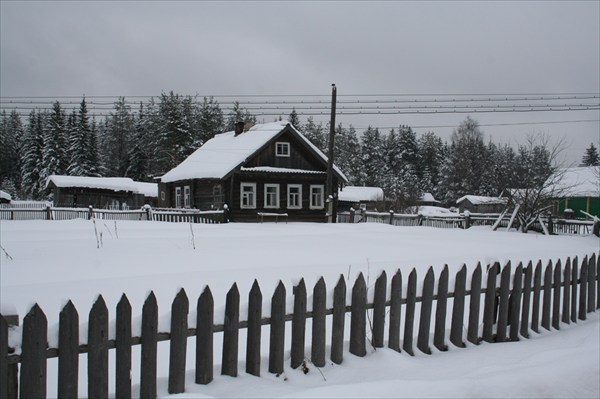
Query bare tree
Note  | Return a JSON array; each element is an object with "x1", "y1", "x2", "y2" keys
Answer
[{"x1": 505, "y1": 133, "x2": 571, "y2": 233}]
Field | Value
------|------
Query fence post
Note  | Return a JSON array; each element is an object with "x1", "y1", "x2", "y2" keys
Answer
[
  {"x1": 222, "y1": 284, "x2": 240, "y2": 377},
  {"x1": 531, "y1": 261, "x2": 542, "y2": 333},
  {"x1": 496, "y1": 262, "x2": 511, "y2": 342},
  {"x1": 450, "y1": 265, "x2": 467, "y2": 348},
  {"x1": 145, "y1": 206, "x2": 151, "y2": 221},
  {"x1": 116, "y1": 294, "x2": 132, "y2": 399},
  {"x1": 578, "y1": 257, "x2": 588, "y2": 320},
  {"x1": 88, "y1": 205, "x2": 93, "y2": 220},
  {"x1": 88, "y1": 296, "x2": 108, "y2": 399},
  {"x1": 45, "y1": 205, "x2": 52, "y2": 221},
  {"x1": 552, "y1": 260, "x2": 562, "y2": 330},
  {"x1": 372, "y1": 271, "x2": 387, "y2": 348},
  {"x1": 562, "y1": 258, "x2": 572, "y2": 325},
  {"x1": 417, "y1": 267, "x2": 434, "y2": 355},
  {"x1": 389, "y1": 210, "x2": 394, "y2": 225},
  {"x1": 403, "y1": 269, "x2": 417, "y2": 355},
  {"x1": 434, "y1": 265, "x2": 449, "y2": 351},
  {"x1": 571, "y1": 257, "x2": 578, "y2": 323},
  {"x1": 521, "y1": 261, "x2": 533, "y2": 338},
  {"x1": 509, "y1": 263, "x2": 523, "y2": 341},
  {"x1": 20, "y1": 305, "x2": 47, "y2": 399},
  {"x1": 349, "y1": 208, "x2": 355, "y2": 223},
  {"x1": 169, "y1": 289, "x2": 189, "y2": 394},
  {"x1": 196, "y1": 286, "x2": 214, "y2": 384},
  {"x1": 140, "y1": 292, "x2": 158, "y2": 399},
  {"x1": 541, "y1": 262, "x2": 552, "y2": 331},
  {"x1": 311, "y1": 277, "x2": 326, "y2": 367},
  {"x1": 483, "y1": 263, "x2": 499, "y2": 343},
  {"x1": 588, "y1": 253, "x2": 596, "y2": 313},
  {"x1": 467, "y1": 264, "x2": 482, "y2": 345},
  {"x1": 291, "y1": 279, "x2": 307, "y2": 369},
  {"x1": 463, "y1": 213, "x2": 471, "y2": 229},
  {"x1": 269, "y1": 282, "x2": 286, "y2": 375},
  {"x1": 246, "y1": 280, "x2": 262, "y2": 376},
  {"x1": 58, "y1": 301, "x2": 79, "y2": 399},
  {"x1": 331, "y1": 275, "x2": 346, "y2": 365},
  {"x1": 388, "y1": 270, "x2": 402, "y2": 352},
  {"x1": 349, "y1": 273, "x2": 367, "y2": 357}
]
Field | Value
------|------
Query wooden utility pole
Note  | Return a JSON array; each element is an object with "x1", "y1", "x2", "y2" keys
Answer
[{"x1": 326, "y1": 84, "x2": 337, "y2": 223}]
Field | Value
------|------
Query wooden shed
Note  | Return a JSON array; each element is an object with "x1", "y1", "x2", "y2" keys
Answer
[
  {"x1": 45, "y1": 175, "x2": 158, "y2": 209},
  {"x1": 159, "y1": 121, "x2": 348, "y2": 222},
  {"x1": 456, "y1": 195, "x2": 508, "y2": 213}
]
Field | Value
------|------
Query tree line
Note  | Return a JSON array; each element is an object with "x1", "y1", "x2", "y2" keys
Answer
[{"x1": 1, "y1": 93, "x2": 597, "y2": 210}]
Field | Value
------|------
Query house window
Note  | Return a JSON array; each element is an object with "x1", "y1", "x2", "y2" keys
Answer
[
  {"x1": 175, "y1": 187, "x2": 182, "y2": 208},
  {"x1": 241, "y1": 183, "x2": 256, "y2": 209},
  {"x1": 276, "y1": 142, "x2": 290, "y2": 157},
  {"x1": 287, "y1": 184, "x2": 302, "y2": 209},
  {"x1": 161, "y1": 191, "x2": 165, "y2": 201},
  {"x1": 184, "y1": 185, "x2": 191, "y2": 208},
  {"x1": 264, "y1": 184, "x2": 280, "y2": 209},
  {"x1": 310, "y1": 185, "x2": 325, "y2": 209}
]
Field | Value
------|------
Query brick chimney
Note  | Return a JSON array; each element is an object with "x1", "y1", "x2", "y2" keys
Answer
[{"x1": 234, "y1": 121, "x2": 245, "y2": 136}]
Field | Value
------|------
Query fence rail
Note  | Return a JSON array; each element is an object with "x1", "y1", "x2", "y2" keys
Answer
[
  {"x1": 338, "y1": 211, "x2": 597, "y2": 236},
  {"x1": 2, "y1": 253, "x2": 598, "y2": 398},
  {"x1": 0, "y1": 206, "x2": 226, "y2": 224}
]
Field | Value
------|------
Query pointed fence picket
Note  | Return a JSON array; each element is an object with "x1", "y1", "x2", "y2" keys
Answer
[{"x1": 2, "y1": 252, "x2": 599, "y2": 398}]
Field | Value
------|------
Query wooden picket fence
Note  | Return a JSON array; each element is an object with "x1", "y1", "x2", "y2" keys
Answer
[
  {"x1": 0, "y1": 205, "x2": 226, "y2": 224},
  {"x1": 1, "y1": 253, "x2": 599, "y2": 399}
]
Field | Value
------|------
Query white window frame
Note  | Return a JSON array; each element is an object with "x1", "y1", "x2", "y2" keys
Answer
[
  {"x1": 175, "y1": 187, "x2": 182, "y2": 208},
  {"x1": 184, "y1": 185, "x2": 191, "y2": 208},
  {"x1": 287, "y1": 184, "x2": 302, "y2": 209},
  {"x1": 310, "y1": 185, "x2": 325, "y2": 210},
  {"x1": 275, "y1": 142, "x2": 290, "y2": 157},
  {"x1": 161, "y1": 191, "x2": 165, "y2": 201},
  {"x1": 264, "y1": 184, "x2": 280, "y2": 209},
  {"x1": 240, "y1": 182, "x2": 257, "y2": 209}
]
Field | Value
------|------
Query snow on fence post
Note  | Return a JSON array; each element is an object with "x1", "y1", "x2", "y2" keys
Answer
[
  {"x1": 221, "y1": 284, "x2": 240, "y2": 377},
  {"x1": 140, "y1": 292, "x2": 158, "y2": 399},
  {"x1": 467, "y1": 263, "x2": 482, "y2": 345},
  {"x1": 483, "y1": 263, "x2": 499, "y2": 343},
  {"x1": 496, "y1": 263, "x2": 511, "y2": 342},
  {"x1": 372, "y1": 271, "x2": 387, "y2": 349},
  {"x1": 349, "y1": 273, "x2": 367, "y2": 357},
  {"x1": 388, "y1": 270, "x2": 402, "y2": 352},
  {"x1": 388, "y1": 210, "x2": 394, "y2": 225},
  {"x1": 246, "y1": 280, "x2": 262, "y2": 377},
  {"x1": 88, "y1": 296, "x2": 108, "y2": 399},
  {"x1": 434, "y1": 265, "x2": 449, "y2": 351},
  {"x1": 520, "y1": 261, "x2": 533, "y2": 338},
  {"x1": 578, "y1": 257, "x2": 588, "y2": 320},
  {"x1": 291, "y1": 279, "x2": 307, "y2": 369},
  {"x1": 88, "y1": 205, "x2": 93, "y2": 220},
  {"x1": 20, "y1": 304, "x2": 47, "y2": 399},
  {"x1": 571, "y1": 257, "x2": 578, "y2": 323},
  {"x1": 58, "y1": 301, "x2": 79, "y2": 398},
  {"x1": 116, "y1": 294, "x2": 132, "y2": 399},
  {"x1": 509, "y1": 263, "x2": 523, "y2": 341},
  {"x1": 403, "y1": 269, "x2": 417, "y2": 355},
  {"x1": 331, "y1": 275, "x2": 346, "y2": 364},
  {"x1": 168, "y1": 289, "x2": 189, "y2": 394},
  {"x1": 196, "y1": 286, "x2": 214, "y2": 385},
  {"x1": 451, "y1": 265, "x2": 467, "y2": 348},
  {"x1": 552, "y1": 260, "x2": 562, "y2": 330},
  {"x1": 268, "y1": 282, "x2": 286, "y2": 374},
  {"x1": 417, "y1": 267, "x2": 434, "y2": 355},
  {"x1": 311, "y1": 277, "x2": 327, "y2": 367}
]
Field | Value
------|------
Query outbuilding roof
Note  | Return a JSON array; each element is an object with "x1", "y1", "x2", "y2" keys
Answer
[
  {"x1": 46, "y1": 175, "x2": 158, "y2": 197},
  {"x1": 552, "y1": 166, "x2": 599, "y2": 197},
  {"x1": 456, "y1": 195, "x2": 508, "y2": 205},
  {"x1": 338, "y1": 186, "x2": 384, "y2": 202},
  {"x1": 160, "y1": 121, "x2": 348, "y2": 183},
  {"x1": 0, "y1": 190, "x2": 11, "y2": 201}
]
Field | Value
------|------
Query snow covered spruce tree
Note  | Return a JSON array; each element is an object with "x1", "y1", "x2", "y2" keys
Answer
[
  {"x1": 0, "y1": 110, "x2": 25, "y2": 197},
  {"x1": 359, "y1": 126, "x2": 385, "y2": 188},
  {"x1": 41, "y1": 101, "x2": 67, "y2": 182},
  {"x1": 417, "y1": 131, "x2": 446, "y2": 197},
  {"x1": 126, "y1": 103, "x2": 151, "y2": 181},
  {"x1": 67, "y1": 97, "x2": 101, "y2": 177},
  {"x1": 196, "y1": 96, "x2": 225, "y2": 146},
  {"x1": 288, "y1": 108, "x2": 301, "y2": 128},
  {"x1": 225, "y1": 101, "x2": 256, "y2": 132},
  {"x1": 302, "y1": 117, "x2": 327, "y2": 153},
  {"x1": 581, "y1": 142, "x2": 599, "y2": 166},
  {"x1": 102, "y1": 97, "x2": 134, "y2": 177},
  {"x1": 21, "y1": 110, "x2": 46, "y2": 199},
  {"x1": 334, "y1": 124, "x2": 362, "y2": 185}
]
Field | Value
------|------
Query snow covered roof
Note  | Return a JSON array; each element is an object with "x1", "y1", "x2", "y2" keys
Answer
[
  {"x1": 456, "y1": 195, "x2": 508, "y2": 205},
  {"x1": 46, "y1": 175, "x2": 158, "y2": 197},
  {"x1": 160, "y1": 121, "x2": 348, "y2": 183},
  {"x1": 420, "y1": 192, "x2": 439, "y2": 203},
  {"x1": 552, "y1": 166, "x2": 599, "y2": 197},
  {"x1": 0, "y1": 190, "x2": 11, "y2": 201},
  {"x1": 241, "y1": 166, "x2": 326, "y2": 175},
  {"x1": 338, "y1": 186, "x2": 384, "y2": 202}
]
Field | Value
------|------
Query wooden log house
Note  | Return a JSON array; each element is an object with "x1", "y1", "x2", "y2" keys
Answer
[{"x1": 159, "y1": 121, "x2": 348, "y2": 222}]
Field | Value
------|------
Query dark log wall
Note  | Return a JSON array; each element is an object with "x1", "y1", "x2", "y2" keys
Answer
[{"x1": 52, "y1": 186, "x2": 136, "y2": 209}]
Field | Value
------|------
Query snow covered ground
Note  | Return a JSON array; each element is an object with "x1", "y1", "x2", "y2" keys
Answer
[{"x1": 1, "y1": 219, "x2": 599, "y2": 398}]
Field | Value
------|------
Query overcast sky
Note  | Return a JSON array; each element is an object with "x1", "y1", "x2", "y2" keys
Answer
[{"x1": 1, "y1": 1, "x2": 599, "y2": 163}]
